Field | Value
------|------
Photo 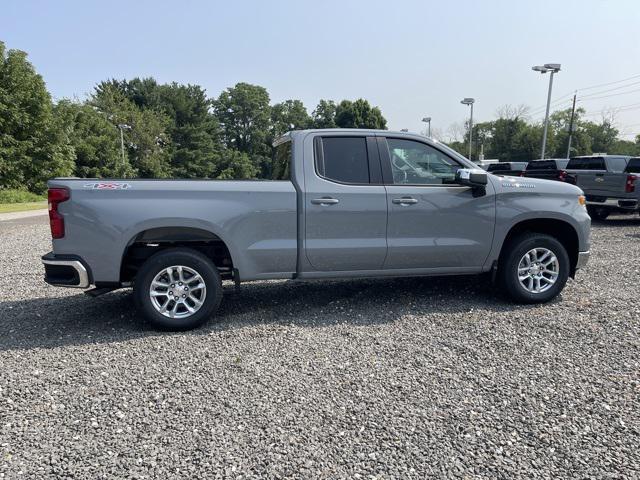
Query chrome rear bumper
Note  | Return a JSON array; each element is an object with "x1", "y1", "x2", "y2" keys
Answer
[{"x1": 42, "y1": 253, "x2": 90, "y2": 288}]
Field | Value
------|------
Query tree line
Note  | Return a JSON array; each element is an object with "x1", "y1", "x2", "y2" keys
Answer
[
  {"x1": 1, "y1": 41, "x2": 639, "y2": 194},
  {"x1": 446, "y1": 105, "x2": 640, "y2": 162},
  {"x1": 0, "y1": 41, "x2": 387, "y2": 193}
]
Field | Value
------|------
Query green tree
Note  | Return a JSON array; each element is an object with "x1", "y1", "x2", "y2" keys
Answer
[
  {"x1": 549, "y1": 107, "x2": 591, "y2": 157},
  {"x1": 98, "y1": 78, "x2": 227, "y2": 177},
  {"x1": 91, "y1": 83, "x2": 172, "y2": 178},
  {"x1": 334, "y1": 99, "x2": 387, "y2": 129},
  {"x1": 312, "y1": 99, "x2": 337, "y2": 128},
  {"x1": 0, "y1": 42, "x2": 74, "y2": 192},
  {"x1": 582, "y1": 119, "x2": 619, "y2": 154},
  {"x1": 213, "y1": 82, "x2": 271, "y2": 155},
  {"x1": 54, "y1": 100, "x2": 134, "y2": 178},
  {"x1": 270, "y1": 99, "x2": 311, "y2": 137}
]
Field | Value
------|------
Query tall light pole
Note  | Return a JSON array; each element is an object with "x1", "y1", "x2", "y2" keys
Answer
[
  {"x1": 117, "y1": 124, "x2": 131, "y2": 176},
  {"x1": 532, "y1": 63, "x2": 561, "y2": 159},
  {"x1": 422, "y1": 117, "x2": 432, "y2": 137},
  {"x1": 460, "y1": 98, "x2": 475, "y2": 159}
]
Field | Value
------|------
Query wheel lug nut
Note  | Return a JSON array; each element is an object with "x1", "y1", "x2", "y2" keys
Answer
[
  {"x1": 179, "y1": 282, "x2": 183, "y2": 286},
  {"x1": 174, "y1": 296, "x2": 179, "y2": 301},
  {"x1": 182, "y1": 294, "x2": 186, "y2": 298},
  {"x1": 169, "y1": 291, "x2": 173, "y2": 295},
  {"x1": 184, "y1": 287, "x2": 188, "y2": 291},
  {"x1": 171, "y1": 284, "x2": 175, "y2": 288}
]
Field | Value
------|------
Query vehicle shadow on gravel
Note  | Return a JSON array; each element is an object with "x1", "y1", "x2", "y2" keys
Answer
[
  {"x1": 0, "y1": 275, "x2": 550, "y2": 351},
  {"x1": 591, "y1": 216, "x2": 640, "y2": 228}
]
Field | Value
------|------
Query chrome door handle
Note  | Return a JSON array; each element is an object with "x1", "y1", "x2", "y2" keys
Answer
[
  {"x1": 311, "y1": 197, "x2": 339, "y2": 205},
  {"x1": 392, "y1": 197, "x2": 418, "y2": 205}
]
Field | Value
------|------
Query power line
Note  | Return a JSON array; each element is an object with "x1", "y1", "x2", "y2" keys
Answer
[
  {"x1": 528, "y1": 73, "x2": 640, "y2": 115},
  {"x1": 577, "y1": 87, "x2": 640, "y2": 101},
  {"x1": 575, "y1": 73, "x2": 640, "y2": 92},
  {"x1": 577, "y1": 79, "x2": 640, "y2": 99}
]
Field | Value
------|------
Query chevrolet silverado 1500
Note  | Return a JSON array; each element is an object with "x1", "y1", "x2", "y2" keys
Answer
[
  {"x1": 566, "y1": 155, "x2": 637, "y2": 220},
  {"x1": 42, "y1": 129, "x2": 591, "y2": 330}
]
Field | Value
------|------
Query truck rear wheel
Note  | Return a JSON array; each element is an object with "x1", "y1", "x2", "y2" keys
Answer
[
  {"x1": 133, "y1": 248, "x2": 222, "y2": 330},
  {"x1": 499, "y1": 233, "x2": 570, "y2": 304}
]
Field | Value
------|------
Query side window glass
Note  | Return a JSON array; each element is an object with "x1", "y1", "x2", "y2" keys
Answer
[
  {"x1": 316, "y1": 137, "x2": 370, "y2": 184},
  {"x1": 386, "y1": 139, "x2": 460, "y2": 185}
]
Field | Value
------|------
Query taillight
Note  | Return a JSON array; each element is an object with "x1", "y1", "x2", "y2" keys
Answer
[
  {"x1": 48, "y1": 188, "x2": 70, "y2": 239},
  {"x1": 626, "y1": 174, "x2": 637, "y2": 193},
  {"x1": 558, "y1": 170, "x2": 568, "y2": 181}
]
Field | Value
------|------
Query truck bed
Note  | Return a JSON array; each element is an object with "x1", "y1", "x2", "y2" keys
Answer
[{"x1": 48, "y1": 179, "x2": 298, "y2": 283}]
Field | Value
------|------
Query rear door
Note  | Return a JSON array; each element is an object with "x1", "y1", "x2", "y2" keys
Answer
[
  {"x1": 303, "y1": 134, "x2": 388, "y2": 271},
  {"x1": 379, "y1": 137, "x2": 495, "y2": 270}
]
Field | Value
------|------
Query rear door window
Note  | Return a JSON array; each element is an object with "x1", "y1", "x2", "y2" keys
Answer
[
  {"x1": 316, "y1": 137, "x2": 370, "y2": 184},
  {"x1": 567, "y1": 157, "x2": 606, "y2": 170}
]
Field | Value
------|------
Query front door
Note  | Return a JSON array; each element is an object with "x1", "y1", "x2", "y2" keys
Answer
[
  {"x1": 304, "y1": 135, "x2": 388, "y2": 271},
  {"x1": 379, "y1": 137, "x2": 495, "y2": 270}
]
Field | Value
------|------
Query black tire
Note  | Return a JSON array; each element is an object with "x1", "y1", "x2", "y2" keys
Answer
[
  {"x1": 133, "y1": 247, "x2": 222, "y2": 331},
  {"x1": 498, "y1": 233, "x2": 570, "y2": 304},
  {"x1": 587, "y1": 205, "x2": 610, "y2": 221}
]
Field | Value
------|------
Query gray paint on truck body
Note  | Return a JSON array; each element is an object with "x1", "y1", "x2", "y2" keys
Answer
[{"x1": 46, "y1": 129, "x2": 590, "y2": 286}]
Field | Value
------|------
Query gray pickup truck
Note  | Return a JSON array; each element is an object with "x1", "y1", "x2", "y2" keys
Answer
[
  {"x1": 566, "y1": 155, "x2": 638, "y2": 220},
  {"x1": 42, "y1": 129, "x2": 591, "y2": 330}
]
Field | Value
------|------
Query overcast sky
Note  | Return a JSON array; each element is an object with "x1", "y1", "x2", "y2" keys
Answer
[{"x1": 4, "y1": 0, "x2": 640, "y2": 139}]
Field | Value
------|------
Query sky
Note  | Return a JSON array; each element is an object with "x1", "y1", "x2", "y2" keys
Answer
[{"x1": 4, "y1": 0, "x2": 640, "y2": 140}]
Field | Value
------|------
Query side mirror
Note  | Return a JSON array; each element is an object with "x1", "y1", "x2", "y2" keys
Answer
[{"x1": 455, "y1": 168, "x2": 488, "y2": 196}]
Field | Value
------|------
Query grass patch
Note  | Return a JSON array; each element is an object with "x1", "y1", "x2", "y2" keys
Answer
[
  {"x1": 0, "y1": 189, "x2": 46, "y2": 204},
  {"x1": 0, "y1": 201, "x2": 47, "y2": 214}
]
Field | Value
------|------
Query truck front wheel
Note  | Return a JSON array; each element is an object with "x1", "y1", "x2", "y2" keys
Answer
[
  {"x1": 499, "y1": 233, "x2": 570, "y2": 304},
  {"x1": 133, "y1": 248, "x2": 223, "y2": 330},
  {"x1": 586, "y1": 205, "x2": 609, "y2": 221}
]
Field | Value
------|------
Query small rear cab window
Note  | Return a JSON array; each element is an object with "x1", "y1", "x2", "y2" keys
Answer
[
  {"x1": 567, "y1": 157, "x2": 606, "y2": 170},
  {"x1": 526, "y1": 160, "x2": 556, "y2": 170}
]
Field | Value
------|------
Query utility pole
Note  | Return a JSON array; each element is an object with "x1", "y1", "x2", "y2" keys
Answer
[{"x1": 566, "y1": 92, "x2": 577, "y2": 159}]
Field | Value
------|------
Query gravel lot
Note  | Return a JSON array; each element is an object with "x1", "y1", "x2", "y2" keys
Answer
[{"x1": 1, "y1": 214, "x2": 639, "y2": 479}]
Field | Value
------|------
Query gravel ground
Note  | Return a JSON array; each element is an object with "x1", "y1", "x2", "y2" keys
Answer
[{"x1": 1, "y1": 214, "x2": 639, "y2": 479}]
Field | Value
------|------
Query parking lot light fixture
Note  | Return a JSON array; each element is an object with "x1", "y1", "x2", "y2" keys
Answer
[
  {"x1": 532, "y1": 63, "x2": 561, "y2": 159},
  {"x1": 460, "y1": 98, "x2": 475, "y2": 159},
  {"x1": 422, "y1": 117, "x2": 432, "y2": 138}
]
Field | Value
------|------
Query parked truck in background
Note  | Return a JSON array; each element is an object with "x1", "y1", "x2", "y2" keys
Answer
[
  {"x1": 565, "y1": 155, "x2": 638, "y2": 220},
  {"x1": 522, "y1": 159, "x2": 577, "y2": 185},
  {"x1": 42, "y1": 129, "x2": 591, "y2": 330},
  {"x1": 485, "y1": 162, "x2": 529, "y2": 177}
]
